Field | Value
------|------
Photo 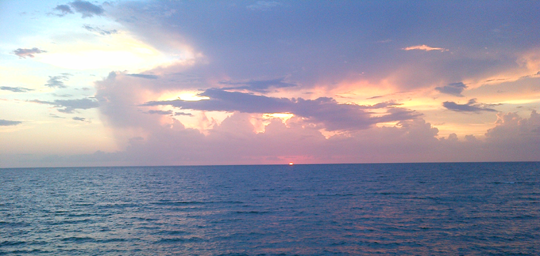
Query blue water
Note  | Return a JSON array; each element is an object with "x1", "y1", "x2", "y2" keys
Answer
[{"x1": 1, "y1": 162, "x2": 540, "y2": 255}]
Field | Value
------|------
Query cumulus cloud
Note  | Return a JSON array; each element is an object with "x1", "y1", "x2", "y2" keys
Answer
[
  {"x1": 443, "y1": 99, "x2": 497, "y2": 113},
  {"x1": 220, "y1": 78, "x2": 296, "y2": 92},
  {"x1": 486, "y1": 111, "x2": 540, "y2": 139},
  {"x1": 83, "y1": 25, "x2": 117, "y2": 35},
  {"x1": 53, "y1": 1, "x2": 104, "y2": 18},
  {"x1": 402, "y1": 45, "x2": 449, "y2": 52},
  {"x1": 45, "y1": 74, "x2": 71, "y2": 88},
  {"x1": 0, "y1": 119, "x2": 22, "y2": 126},
  {"x1": 480, "y1": 111, "x2": 540, "y2": 160},
  {"x1": 0, "y1": 86, "x2": 33, "y2": 92},
  {"x1": 31, "y1": 98, "x2": 99, "y2": 113},
  {"x1": 13, "y1": 48, "x2": 46, "y2": 58},
  {"x1": 435, "y1": 82, "x2": 467, "y2": 97}
]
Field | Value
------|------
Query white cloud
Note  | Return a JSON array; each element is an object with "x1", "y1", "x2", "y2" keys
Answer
[{"x1": 402, "y1": 44, "x2": 449, "y2": 52}]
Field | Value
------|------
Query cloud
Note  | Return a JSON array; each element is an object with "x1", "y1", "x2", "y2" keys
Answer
[
  {"x1": 52, "y1": 4, "x2": 73, "y2": 16},
  {"x1": 442, "y1": 99, "x2": 497, "y2": 112},
  {"x1": 72, "y1": 117, "x2": 86, "y2": 121},
  {"x1": 72, "y1": 2, "x2": 540, "y2": 167},
  {"x1": 83, "y1": 25, "x2": 118, "y2": 35},
  {"x1": 435, "y1": 82, "x2": 467, "y2": 97},
  {"x1": 52, "y1": 93, "x2": 73, "y2": 98},
  {"x1": 220, "y1": 78, "x2": 296, "y2": 92},
  {"x1": 144, "y1": 109, "x2": 192, "y2": 116},
  {"x1": 174, "y1": 112, "x2": 193, "y2": 116},
  {"x1": 13, "y1": 48, "x2": 47, "y2": 58},
  {"x1": 126, "y1": 74, "x2": 159, "y2": 79},
  {"x1": 31, "y1": 98, "x2": 99, "y2": 113},
  {"x1": 45, "y1": 74, "x2": 71, "y2": 88},
  {"x1": 146, "y1": 110, "x2": 173, "y2": 115},
  {"x1": 53, "y1": 1, "x2": 104, "y2": 18},
  {"x1": 0, "y1": 86, "x2": 33, "y2": 92},
  {"x1": 0, "y1": 119, "x2": 22, "y2": 126},
  {"x1": 143, "y1": 88, "x2": 420, "y2": 131},
  {"x1": 69, "y1": 0, "x2": 104, "y2": 18},
  {"x1": 486, "y1": 111, "x2": 540, "y2": 139},
  {"x1": 402, "y1": 45, "x2": 449, "y2": 52},
  {"x1": 481, "y1": 110, "x2": 540, "y2": 160},
  {"x1": 107, "y1": 1, "x2": 540, "y2": 93}
]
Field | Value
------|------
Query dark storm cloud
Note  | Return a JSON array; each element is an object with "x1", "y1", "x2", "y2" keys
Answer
[
  {"x1": 220, "y1": 78, "x2": 296, "y2": 92},
  {"x1": 126, "y1": 74, "x2": 159, "y2": 79},
  {"x1": 83, "y1": 25, "x2": 118, "y2": 35},
  {"x1": 13, "y1": 48, "x2": 46, "y2": 58},
  {"x1": 0, "y1": 86, "x2": 33, "y2": 92},
  {"x1": 443, "y1": 99, "x2": 497, "y2": 113},
  {"x1": 143, "y1": 89, "x2": 419, "y2": 131},
  {"x1": 0, "y1": 119, "x2": 22, "y2": 126},
  {"x1": 435, "y1": 82, "x2": 467, "y2": 97},
  {"x1": 45, "y1": 74, "x2": 71, "y2": 88},
  {"x1": 31, "y1": 98, "x2": 99, "y2": 113}
]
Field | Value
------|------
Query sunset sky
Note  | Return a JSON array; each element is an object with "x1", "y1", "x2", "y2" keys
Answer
[{"x1": 1, "y1": 0, "x2": 540, "y2": 168}]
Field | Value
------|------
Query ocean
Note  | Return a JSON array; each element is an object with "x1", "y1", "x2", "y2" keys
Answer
[{"x1": 1, "y1": 162, "x2": 540, "y2": 255}]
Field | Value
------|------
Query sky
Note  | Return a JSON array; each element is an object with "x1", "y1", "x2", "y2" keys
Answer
[{"x1": 1, "y1": 0, "x2": 540, "y2": 168}]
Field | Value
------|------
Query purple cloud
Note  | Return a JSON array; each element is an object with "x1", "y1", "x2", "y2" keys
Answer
[
  {"x1": 435, "y1": 82, "x2": 467, "y2": 97},
  {"x1": 143, "y1": 89, "x2": 419, "y2": 131},
  {"x1": 13, "y1": 48, "x2": 46, "y2": 58},
  {"x1": 443, "y1": 99, "x2": 497, "y2": 113},
  {"x1": 220, "y1": 78, "x2": 296, "y2": 93}
]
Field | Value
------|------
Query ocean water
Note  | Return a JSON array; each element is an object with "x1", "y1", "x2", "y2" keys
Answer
[{"x1": 1, "y1": 162, "x2": 540, "y2": 255}]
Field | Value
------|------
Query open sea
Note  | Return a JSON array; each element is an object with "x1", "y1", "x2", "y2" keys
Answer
[{"x1": 1, "y1": 162, "x2": 540, "y2": 255}]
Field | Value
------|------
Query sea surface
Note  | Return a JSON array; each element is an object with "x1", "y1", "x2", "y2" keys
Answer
[{"x1": 1, "y1": 162, "x2": 540, "y2": 255}]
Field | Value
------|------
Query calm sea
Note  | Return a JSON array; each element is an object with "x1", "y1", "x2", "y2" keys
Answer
[{"x1": 1, "y1": 162, "x2": 540, "y2": 255}]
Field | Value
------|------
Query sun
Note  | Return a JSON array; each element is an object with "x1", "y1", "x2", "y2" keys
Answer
[{"x1": 288, "y1": 162, "x2": 294, "y2": 166}]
